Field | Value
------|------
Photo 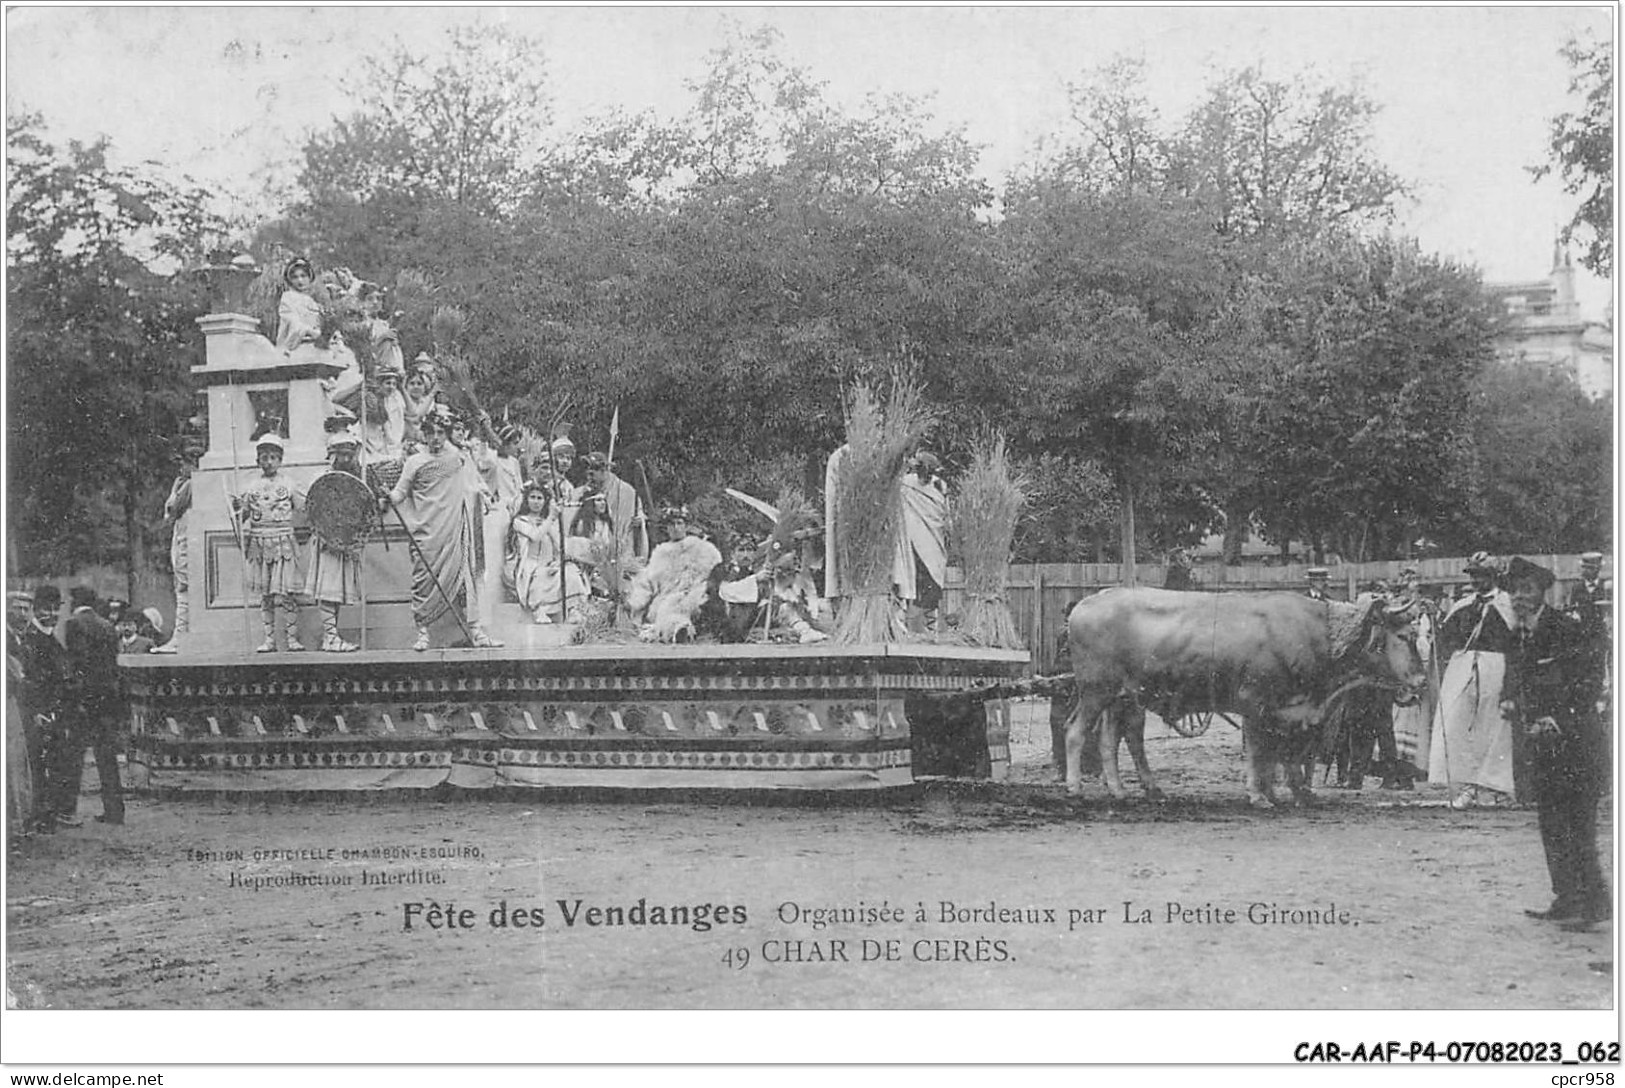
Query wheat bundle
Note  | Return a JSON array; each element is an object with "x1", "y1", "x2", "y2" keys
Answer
[
  {"x1": 245, "y1": 264, "x2": 284, "y2": 335},
  {"x1": 391, "y1": 269, "x2": 438, "y2": 316},
  {"x1": 430, "y1": 305, "x2": 468, "y2": 355},
  {"x1": 948, "y1": 433, "x2": 1029, "y2": 649},
  {"x1": 831, "y1": 375, "x2": 935, "y2": 644},
  {"x1": 438, "y1": 353, "x2": 485, "y2": 420}
]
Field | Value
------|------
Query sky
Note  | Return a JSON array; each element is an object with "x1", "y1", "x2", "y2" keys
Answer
[{"x1": 5, "y1": 5, "x2": 1616, "y2": 312}]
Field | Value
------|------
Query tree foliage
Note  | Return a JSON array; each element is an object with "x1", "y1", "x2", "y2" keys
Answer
[
  {"x1": 1532, "y1": 32, "x2": 1613, "y2": 276},
  {"x1": 290, "y1": 23, "x2": 552, "y2": 268},
  {"x1": 7, "y1": 30, "x2": 1605, "y2": 584},
  {"x1": 1238, "y1": 236, "x2": 1497, "y2": 561},
  {"x1": 1456, "y1": 360, "x2": 1612, "y2": 553},
  {"x1": 7, "y1": 113, "x2": 226, "y2": 584}
]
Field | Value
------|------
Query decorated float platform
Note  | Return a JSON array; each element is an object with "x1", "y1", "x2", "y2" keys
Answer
[
  {"x1": 123, "y1": 643, "x2": 1028, "y2": 793},
  {"x1": 125, "y1": 285, "x2": 1029, "y2": 795}
]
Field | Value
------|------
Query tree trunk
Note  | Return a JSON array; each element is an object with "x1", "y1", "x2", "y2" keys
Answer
[
  {"x1": 1222, "y1": 501, "x2": 1250, "y2": 565},
  {"x1": 1117, "y1": 467, "x2": 1137, "y2": 587},
  {"x1": 123, "y1": 474, "x2": 142, "y2": 605},
  {"x1": 804, "y1": 449, "x2": 827, "y2": 501}
]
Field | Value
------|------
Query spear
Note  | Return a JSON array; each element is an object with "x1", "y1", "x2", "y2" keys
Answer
[{"x1": 606, "y1": 405, "x2": 623, "y2": 602}]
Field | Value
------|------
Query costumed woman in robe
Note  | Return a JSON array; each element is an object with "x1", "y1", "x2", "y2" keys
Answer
[
  {"x1": 470, "y1": 420, "x2": 525, "y2": 625},
  {"x1": 384, "y1": 407, "x2": 500, "y2": 650},
  {"x1": 1388, "y1": 566, "x2": 1439, "y2": 776},
  {"x1": 506, "y1": 480, "x2": 589, "y2": 624},
  {"x1": 823, "y1": 444, "x2": 851, "y2": 611},
  {"x1": 275, "y1": 257, "x2": 322, "y2": 353},
  {"x1": 894, "y1": 448, "x2": 948, "y2": 631},
  {"x1": 1428, "y1": 552, "x2": 1518, "y2": 808}
]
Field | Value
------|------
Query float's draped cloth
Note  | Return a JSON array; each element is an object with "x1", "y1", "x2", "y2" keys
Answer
[{"x1": 893, "y1": 473, "x2": 947, "y2": 600}]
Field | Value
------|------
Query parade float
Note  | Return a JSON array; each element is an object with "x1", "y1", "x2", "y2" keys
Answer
[{"x1": 123, "y1": 268, "x2": 1030, "y2": 794}]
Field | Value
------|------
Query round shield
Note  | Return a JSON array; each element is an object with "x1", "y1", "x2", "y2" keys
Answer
[{"x1": 306, "y1": 471, "x2": 378, "y2": 552}]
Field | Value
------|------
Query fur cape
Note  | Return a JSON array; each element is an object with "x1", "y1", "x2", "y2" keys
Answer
[{"x1": 625, "y1": 536, "x2": 723, "y2": 643}]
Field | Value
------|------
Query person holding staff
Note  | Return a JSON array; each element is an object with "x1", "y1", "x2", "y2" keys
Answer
[{"x1": 384, "y1": 407, "x2": 500, "y2": 651}]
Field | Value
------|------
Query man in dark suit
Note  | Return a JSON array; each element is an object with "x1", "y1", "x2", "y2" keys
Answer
[
  {"x1": 14, "y1": 585, "x2": 68, "y2": 832},
  {"x1": 1503, "y1": 557, "x2": 1609, "y2": 931},
  {"x1": 1566, "y1": 551, "x2": 1611, "y2": 691},
  {"x1": 61, "y1": 586, "x2": 125, "y2": 826}
]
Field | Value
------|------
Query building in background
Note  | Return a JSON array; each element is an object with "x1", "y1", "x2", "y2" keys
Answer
[{"x1": 1485, "y1": 244, "x2": 1613, "y2": 399}]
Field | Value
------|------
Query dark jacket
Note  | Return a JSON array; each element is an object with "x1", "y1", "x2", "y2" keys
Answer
[
  {"x1": 1504, "y1": 606, "x2": 1607, "y2": 796},
  {"x1": 1439, "y1": 594, "x2": 1517, "y2": 657},
  {"x1": 1566, "y1": 577, "x2": 1611, "y2": 657},
  {"x1": 63, "y1": 606, "x2": 120, "y2": 700},
  {"x1": 17, "y1": 622, "x2": 67, "y2": 714}
]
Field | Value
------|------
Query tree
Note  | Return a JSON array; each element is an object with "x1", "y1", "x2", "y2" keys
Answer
[
  {"x1": 1168, "y1": 66, "x2": 1408, "y2": 246},
  {"x1": 1532, "y1": 32, "x2": 1613, "y2": 277},
  {"x1": 1239, "y1": 235, "x2": 1496, "y2": 561},
  {"x1": 1453, "y1": 361, "x2": 1612, "y2": 554},
  {"x1": 7, "y1": 113, "x2": 225, "y2": 589},
  {"x1": 291, "y1": 23, "x2": 553, "y2": 268},
  {"x1": 1163, "y1": 63, "x2": 1411, "y2": 561},
  {"x1": 1043, "y1": 55, "x2": 1169, "y2": 195},
  {"x1": 1000, "y1": 182, "x2": 1232, "y2": 579}
]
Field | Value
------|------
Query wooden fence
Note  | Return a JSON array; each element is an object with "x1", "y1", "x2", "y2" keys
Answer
[{"x1": 940, "y1": 554, "x2": 1610, "y2": 674}]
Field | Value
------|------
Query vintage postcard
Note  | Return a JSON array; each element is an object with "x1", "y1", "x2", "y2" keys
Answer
[{"x1": 2, "y1": 4, "x2": 1615, "y2": 1074}]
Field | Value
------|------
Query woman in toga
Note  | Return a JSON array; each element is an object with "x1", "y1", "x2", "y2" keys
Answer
[{"x1": 384, "y1": 407, "x2": 500, "y2": 651}]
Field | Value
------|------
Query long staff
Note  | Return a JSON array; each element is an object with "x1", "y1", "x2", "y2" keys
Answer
[
  {"x1": 225, "y1": 375, "x2": 254, "y2": 652},
  {"x1": 559, "y1": 493, "x2": 572, "y2": 623},
  {"x1": 385, "y1": 499, "x2": 474, "y2": 647},
  {"x1": 606, "y1": 405, "x2": 623, "y2": 605},
  {"x1": 358, "y1": 344, "x2": 370, "y2": 652}
]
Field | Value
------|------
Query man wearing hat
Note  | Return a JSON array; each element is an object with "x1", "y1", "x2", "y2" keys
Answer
[
  {"x1": 1304, "y1": 567, "x2": 1333, "y2": 602},
  {"x1": 1430, "y1": 551, "x2": 1517, "y2": 808},
  {"x1": 1566, "y1": 552, "x2": 1611, "y2": 682},
  {"x1": 14, "y1": 586, "x2": 66, "y2": 831},
  {"x1": 230, "y1": 432, "x2": 307, "y2": 653},
  {"x1": 61, "y1": 586, "x2": 125, "y2": 826},
  {"x1": 1503, "y1": 556, "x2": 1610, "y2": 931}
]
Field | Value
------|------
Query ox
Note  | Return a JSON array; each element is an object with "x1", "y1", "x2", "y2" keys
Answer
[{"x1": 1059, "y1": 588, "x2": 1426, "y2": 808}]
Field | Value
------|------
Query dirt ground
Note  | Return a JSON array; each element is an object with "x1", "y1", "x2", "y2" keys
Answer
[{"x1": 3, "y1": 699, "x2": 1614, "y2": 1011}]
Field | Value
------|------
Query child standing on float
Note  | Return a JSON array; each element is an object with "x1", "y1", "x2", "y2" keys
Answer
[{"x1": 231, "y1": 433, "x2": 306, "y2": 652}]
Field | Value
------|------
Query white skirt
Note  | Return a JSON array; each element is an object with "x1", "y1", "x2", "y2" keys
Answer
[{"x1": 1426, "y1": 650, "x2": 1513, "y2": 794}]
